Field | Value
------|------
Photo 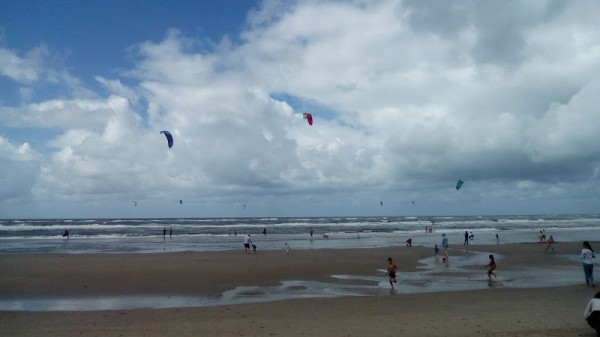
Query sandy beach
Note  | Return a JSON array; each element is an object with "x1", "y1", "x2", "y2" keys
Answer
[{"x1": 0, "y1": 242, "x2": 598, "y2": 336}]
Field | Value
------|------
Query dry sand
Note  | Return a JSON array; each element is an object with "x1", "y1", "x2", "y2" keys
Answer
[{"x1": 0, "y1": 242, "x2": 597, "y2": 336}]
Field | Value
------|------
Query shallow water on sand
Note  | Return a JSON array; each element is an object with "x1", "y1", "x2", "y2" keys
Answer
[{"x1": 0, "y1": 251, "x2": 583, "y2": 311}]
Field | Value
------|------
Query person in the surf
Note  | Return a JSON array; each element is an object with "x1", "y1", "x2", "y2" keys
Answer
[{"x1": 387, "y1": 257, "x2": 398, "y2": 289}]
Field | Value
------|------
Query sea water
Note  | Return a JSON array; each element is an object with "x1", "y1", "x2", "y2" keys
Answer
[{"x1": 0, "y1": 214, "x2": 599, "y2": 254}]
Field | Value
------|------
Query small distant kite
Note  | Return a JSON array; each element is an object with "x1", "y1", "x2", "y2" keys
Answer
[
  {"x1": 380, "y1": 201, "x2": 383, "y2": 207},
  {"x1": 456, "y1": 179, "x2": 464, "y2": 190},
  {"x1": 303, "y1": 113, "x2": 313, "y2": 125},
  {"x1": 179, "y1": 200, "x2": 183, "y2": 204},
  {"x1": 243, "y1": 203, "x2": 246, "y2": 210},
  {"x1": 160, "y1": 130, "x2": 174, "y2": 148},
  {"x1": 411, "y1": 200, "x2": 415, "y2": 205},
  {"x1": 131, "y1": 200, "x2": 138, "y2": 207}
]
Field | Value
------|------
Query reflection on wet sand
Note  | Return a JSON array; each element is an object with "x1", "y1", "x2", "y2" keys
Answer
[{"x1": 0, "y1": 251, "x2": 581, "y2": 311}]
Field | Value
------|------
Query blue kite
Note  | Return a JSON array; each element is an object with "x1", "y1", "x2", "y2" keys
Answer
[{"x1": 160, "y1": 131, "x2": 174, "y2": 148}]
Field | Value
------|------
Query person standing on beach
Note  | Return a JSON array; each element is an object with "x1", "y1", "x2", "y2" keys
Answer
[
  {"x1": 386, "y1": 257, "x2": 398, "y2": 289},
  {"x1": 243, "y1": 234, "x2": 252, "y2": 254},
  {"x1": 441, "y1": 233, "x2": 449, "y2": 260},
  {"x1": 582, "y1": 241, "x2": 596, "y2": 287},
  {"x1": 163, "y1": 228, "x2": 166, "y2": 239},
  {"x1": 464, "y1": 231, "x2": 469, "y2": 245},
  {"x1": 434, "y1": 244, "x2": 440, "y2": 262},
  {"x1": 486, "y1": 254, "x2": 496, "y2": 279},
  {"x1": 542, "y1": 229, "x2": 547, "y2": 242},
  {"x1": 262, "y1": 228, "x2": 267, "y2": 236},
  {"x1": 309, "y1": 228, "x2": 314, "y2": 238},
  {"x1": 169, "y1": 228, "x2": 173, "y2": 238}
]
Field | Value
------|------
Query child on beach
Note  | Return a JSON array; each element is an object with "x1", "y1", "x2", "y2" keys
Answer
[
  {"x1": 386, "y1": 257, "x2": 398, "y2": 289},
  {"x1": 486, "y1": 254, "x2": 496, "y2": 279},
  {"x1": 545, "y1": 235, "x2": 555, "y2": 253},
  {"x1": 283, "y1": 242, "x2": 291, "y2": 253},
  {"x1": 434, "y1": 244, "x2": 440, "y2": 262}
]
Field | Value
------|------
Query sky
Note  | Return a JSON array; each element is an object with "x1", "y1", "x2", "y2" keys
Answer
[{"x1": 1, "y1": 0, "x2": 600, "y2": 219}]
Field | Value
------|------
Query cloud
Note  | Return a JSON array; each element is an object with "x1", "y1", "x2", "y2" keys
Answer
[
  {"x1": 1, "y1": 0, "x2": 600, "y2": 217},
  {"x1": 0, "y1": 137, "x2": 40, "y2": 201},
  {"x1": 0, "y1": 45, "x2": 47, "y2": 83}
]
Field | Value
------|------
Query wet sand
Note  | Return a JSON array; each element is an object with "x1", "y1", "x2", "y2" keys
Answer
[{"x1": 0, "y1": 241, "x2": 598, "y2": 336}]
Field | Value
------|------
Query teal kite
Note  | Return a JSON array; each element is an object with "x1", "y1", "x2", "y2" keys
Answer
[{"x1": 456, "y1": 179, "x2": 464, "y2": 190}]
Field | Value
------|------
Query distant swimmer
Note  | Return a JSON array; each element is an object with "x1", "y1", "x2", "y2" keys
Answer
[{"x1": 62, "y1": 229, "x2": 69, "y2": 238}]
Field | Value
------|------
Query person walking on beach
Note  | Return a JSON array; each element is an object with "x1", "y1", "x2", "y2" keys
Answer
[
  {"x1": 243, "y1": 234, "x2": 252, "y2": 254},
  {"x1": 441, "y1": 233, "x2": 449, "y2": 260},
  {"x1": 496, "y1": 233, "x2": 500, "y2": 244},
  {"x1": 582, "y1": 241, "x2": 596, "y2": 287},
  {"x1": 386, "y1": 257, "x2": 398, "y2": 289},
  {"x1": 262, "y1": 228, "x2": 267, "y2": 236},
  {"x1": 584, "y1": 291, "x2": 600, "y2": 336},
  {"x1": 464, "y1": 231, "x2": 469, "y2": 245},
  {"x1": 486, "y1": 254, "x2": 496, "y2": 279},
  {"x1": 163, "y1": 228, "x2": 166, "y2": 239},
  {"x1": 169, "y1": 228, "x2": 173, "y2": 238},
  {"x1": 545, "y1": 235, "x2": 555, "y2": 253}
]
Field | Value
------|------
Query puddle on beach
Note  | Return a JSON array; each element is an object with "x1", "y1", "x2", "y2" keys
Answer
[{"x1": 0, "y1": 251, "x2": 582, "y2": 312}]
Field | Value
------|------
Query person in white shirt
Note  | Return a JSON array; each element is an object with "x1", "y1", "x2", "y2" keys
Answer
[
  {"x1": 584, "y1": 292, "x2": 600, "y2": 336},
  {"x1": 582, "y1": 241, "x2": 596, "y2": 287},
  {"x1": 243, "y1": 234, "x2": 251, "y2": 254}
]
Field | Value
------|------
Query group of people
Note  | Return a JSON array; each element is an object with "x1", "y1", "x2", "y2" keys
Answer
[{"x1": 393, "y1": 236, "x2": 595, "y2": 289}]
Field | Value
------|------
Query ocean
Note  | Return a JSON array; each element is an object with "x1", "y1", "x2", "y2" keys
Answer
[{"x1": 1, "y1": 214, "x2": 599, "y2": 254}]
